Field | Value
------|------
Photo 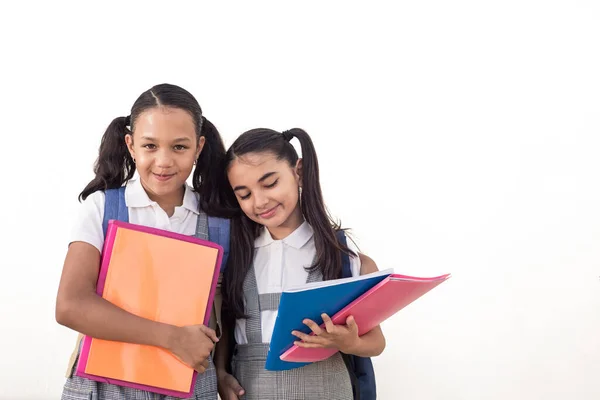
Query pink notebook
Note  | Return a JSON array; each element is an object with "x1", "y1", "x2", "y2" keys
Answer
[
  {"x1": 75, "y1": 220, "x2": 223, "y2": 398},
  {"x1": 280, "y1": 273, "x2": 450, "y2": 363}
]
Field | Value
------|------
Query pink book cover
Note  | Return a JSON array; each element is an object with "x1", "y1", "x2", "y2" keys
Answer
[
  {"x1": 280, "y1": 273, "x2": 451, "y2": 363},
  {"x1": 75, "y1": 220, "x2": 224, "y2": 398}
]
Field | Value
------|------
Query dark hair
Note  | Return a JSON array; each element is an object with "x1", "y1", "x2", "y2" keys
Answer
[
  {"x1": 222, "y1": 128, "x2": 356, "y2": 319},
  {"x1": 79, "y1": 83, "x2": 229, "y2": 216}
]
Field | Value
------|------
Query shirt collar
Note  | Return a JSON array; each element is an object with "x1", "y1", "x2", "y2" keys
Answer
[
  {"x1": 125, "y1": 178, "x2": 200, "y2": 214},
  {"x1": 254, "y1": 221, "x2": 313, "y2": 249}
]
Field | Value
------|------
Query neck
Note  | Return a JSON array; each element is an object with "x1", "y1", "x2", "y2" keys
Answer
[
  {"x1": 268, "y1": 203, "x2": 304, "y2": 240},
  {"x1": 143, "y1": 183, "x2": 185, "y2": 217}
]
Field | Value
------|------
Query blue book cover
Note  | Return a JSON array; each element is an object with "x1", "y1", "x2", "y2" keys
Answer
[{"x1": 265, "y1": 269, "x2": 393, "y2": 371}]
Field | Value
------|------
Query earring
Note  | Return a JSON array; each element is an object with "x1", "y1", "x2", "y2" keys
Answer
[
  {"x1": 299, "y1": 186, "x2": 303, "y2": 196},
  {"x1": 132, "y1": 158, "x2": 136, "y2": 164}
]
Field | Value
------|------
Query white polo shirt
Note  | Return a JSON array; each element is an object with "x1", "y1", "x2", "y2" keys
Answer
[
  {"x1": 70, "y1": 178, "x2": 201, "y2": 252},
  {"x1": 234, "y1": 221, "x2": 362, "y2": 345}
]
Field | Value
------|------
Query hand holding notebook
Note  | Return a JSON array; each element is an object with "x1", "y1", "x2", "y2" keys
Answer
[{"x1": 168, "y1": 324, "x2": 220, "y2": 373}]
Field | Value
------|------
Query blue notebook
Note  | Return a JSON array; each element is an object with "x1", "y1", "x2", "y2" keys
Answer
[{"x1": 265, "y1": 269, "x2": 393, "y2": 371}]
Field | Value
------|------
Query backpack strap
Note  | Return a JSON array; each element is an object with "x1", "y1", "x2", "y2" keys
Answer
[
  {"x1": 66, "y1": 186, "x2": 128, "y2": 379},
  {"x1": 336, "y1": 230, "x2": 377, "y2": 400},
  {"x1": 336, "y1": 230, "x2": 352, "y2": 279},
  {"x1": 208, "y1": 216, "x2": 230, "y2": 269},
  {"x1": 207, "y1": 216, "x2": 230, "y2": 345},
  {"x1": 102, "y1": 187, "x2": 128, "y2": 236}
]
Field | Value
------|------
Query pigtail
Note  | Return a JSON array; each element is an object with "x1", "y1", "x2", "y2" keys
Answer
[
  {"x1": 283, "y1": 128, "x2": 356, "y2": 280},
  {"x1": 222, "y1": 212, "x2": 260, "y2": 319},
  {"x1": 192, "y1": 116, "x2": 234, "y2": 217},
  {"x1": 79, "y1": 116, "x2": 135, "y2": 201}
]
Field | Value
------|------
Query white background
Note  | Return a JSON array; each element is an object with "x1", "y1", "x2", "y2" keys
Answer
[{"x1": 1, "y1": 1, "x2": 599, "y2": 399}]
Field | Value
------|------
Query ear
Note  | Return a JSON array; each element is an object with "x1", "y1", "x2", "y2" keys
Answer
[
  {"x1": 125, "y1": 133, "x2": 135, "y2": 161},
  {"x1": 195, "y1": 136, "x2": 206, "y2": 160},
  {"x1": 294, "y1": 158, "x2": 303, "y2": 187}
]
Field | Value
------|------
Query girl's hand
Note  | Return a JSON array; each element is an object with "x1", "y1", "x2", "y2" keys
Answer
[
  {"x1": 167, "y1": 325, "x2": 219, "y2": 373},
  {"x1": 291, "y1": 313, "x2": 361, "y2": 354},
  {"x1": 217, "y1": 370, "x2": 245, "y2": 400}
]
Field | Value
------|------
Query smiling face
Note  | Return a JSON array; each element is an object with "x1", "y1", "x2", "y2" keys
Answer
[
  {"x1": 125, "y1": 106, "x2": 204, "y2": 203},
  {"x1": 227, "y1": 151, "x2": 304, "y2": 238}
]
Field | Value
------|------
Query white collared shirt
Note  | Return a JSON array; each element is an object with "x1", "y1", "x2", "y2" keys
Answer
[
  {"x1": 70, "y1": 178, "x2": 201, "y2": 252},
  {"x1": 234, "y1": 221, "x2": 362, "y2": 345}
]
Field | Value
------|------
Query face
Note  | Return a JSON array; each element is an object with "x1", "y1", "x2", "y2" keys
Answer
[
  {"x1": 228, "y1": 152, "x2": 303, "y2": 232},
  {"x1": 125, "y1": 107, "x2": 204, "y2": 201}
]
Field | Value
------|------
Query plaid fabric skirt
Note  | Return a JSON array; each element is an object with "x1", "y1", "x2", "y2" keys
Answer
[
  {"x1": 232, "y1": 343, "x2": 353, "y2": 400},
  {"x1": 62, "y1": 351, "x2": 217, "y2": 400}
]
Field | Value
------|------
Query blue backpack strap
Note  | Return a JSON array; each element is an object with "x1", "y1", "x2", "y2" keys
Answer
[
  {"x1": 336, "y1": 230, "x2": 377, "y2": 400},
  {"x1": 102, "y1": 187, "x2": 129, "y2": 237},
  {"x1": 208, "y1": 216, "x2": 230, "y2": 270},
  {"x1": 336, "y1": 230, "x2": 353, "y2": 279}
]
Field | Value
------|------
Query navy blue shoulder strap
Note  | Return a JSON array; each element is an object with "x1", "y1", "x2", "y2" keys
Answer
[
  {"x1": 336, "y1": 229, "x2": 377, "y2": 400},
  {"x1": 102, "y1": 187, "x2": 129, "y2": 237},
  {"x1": 208, "y1": 216, "x2": 230, "y2": 270},
  {"x1": 336, "y1": 230, "x2": 352, "y2": 279}
]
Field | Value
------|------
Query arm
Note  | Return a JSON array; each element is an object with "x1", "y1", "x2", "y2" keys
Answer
[
  {"x1": 55, "y1": 241, "x2": 218, "y2": 372},
  {"x1": 343, "y1": 253, "x2": 386, "y2": 357},
  {"x1": 214, "y1": 308, "x2": 245, "y2": 399}
]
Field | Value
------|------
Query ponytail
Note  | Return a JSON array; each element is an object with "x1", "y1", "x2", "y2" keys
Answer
[
  {"x1": 193, "y1": 116, "x2": 232, "y2": 216},
  {"x1": 280, "y1": 128, "x2": 353, "y2": 281},
  {"x1": 79, "y1": 116, "x2": 135, "y2": 201}
]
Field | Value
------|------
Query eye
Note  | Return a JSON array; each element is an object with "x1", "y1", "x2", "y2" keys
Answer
[
  {"x1": 142, "y1": 144, "x2": 156, "y2": 150},
  {"x1": 174, "y1": 145, "x2": 189, "y2": 151},
  {"x1": 239, "y1": 192, "x2": 251, "y2": 200},
  {"x1": 265, "y1": 179, "x2": 278, "y2": 188}
]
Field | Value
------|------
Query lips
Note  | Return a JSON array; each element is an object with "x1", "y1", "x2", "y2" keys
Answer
[
  {"x1": 258, "y1": 205, "x2": 279, "y2": 219},
  {"x1": 152, "y1": 173, "x2": 175, "y2": 182}
]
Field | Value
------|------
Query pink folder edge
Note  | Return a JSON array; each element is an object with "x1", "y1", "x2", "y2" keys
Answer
[
  {"x1": 279, "y1": 272, "x2": 451, "y2": 363},
  {"x1": 75, "y1": 219, "x2": 224, "y2": 398}
]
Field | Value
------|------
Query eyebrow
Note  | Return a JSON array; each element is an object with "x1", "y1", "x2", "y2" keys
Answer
[
  {"x1": 233, "y1": 172, "x2": 278, "y2": 192},
  {"x1": 140, "y1": 136, "x2": 192, "y2": 143}
]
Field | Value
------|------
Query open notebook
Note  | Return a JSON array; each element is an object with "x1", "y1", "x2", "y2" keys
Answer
[
  {"x1": 280, "y1": 272, "x2": 450, "y2": 363},
  {"x1": 266, "y1": 269, "x2": 450, "y2": 370},
  {"x1": 75, "y1": 220, "x2": 223, "y2": 398}
]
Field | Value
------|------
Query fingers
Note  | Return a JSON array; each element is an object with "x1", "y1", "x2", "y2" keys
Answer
[
  {"x1": 198, "y1": 325, "x2": 219, "y2": 342},
  {"x1": 291, "y1": 329, "x2": 323, "y2": 342},
  {"x1": 194, "y1": 363, "x2": 207, "y2": 374},
  {"x1": 225, "y1": 375, "x2": 245, "y2": 396},
  {"x1": 302, "y1": 318, "x2": 323, "y2": 335},
  {"x1": 322, "y1": 313, "x2": 335, "y2": 333},
  {"x1": 293, "y1": 340, "x2": 327, "y2": 348},
  {"x1": 346, "y1": 315, "x2": 358, "y2": 333}
]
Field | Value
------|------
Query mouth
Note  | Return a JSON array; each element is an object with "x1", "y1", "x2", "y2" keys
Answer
[
  {"x1": 152, "y1": 172, "x2": 176, "y2": 182},
  {"x1": 258, "y1": 205, "x2": 279, "y2": 219}
]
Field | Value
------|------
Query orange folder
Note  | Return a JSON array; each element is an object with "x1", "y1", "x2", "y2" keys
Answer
[{"x1": 75, "y1": 220, "x2": 223, "y2": 397}]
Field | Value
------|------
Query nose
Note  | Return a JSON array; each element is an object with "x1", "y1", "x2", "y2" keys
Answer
[
  {"x1": 155, "y1": 149, "x2": 174, "y2": 169},
  {"x1": 253, "y1": 191, "x2": 269, "y2": 210}
]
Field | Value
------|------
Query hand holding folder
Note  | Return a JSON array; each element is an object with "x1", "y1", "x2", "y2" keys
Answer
[{"x1": 75, "y1": 220, "x2": 224, "y2": 398}]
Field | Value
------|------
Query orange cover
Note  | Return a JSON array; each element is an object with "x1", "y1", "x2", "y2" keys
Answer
[{"x1": 75, "y1": 220, "x2": 223, "y2": 396}]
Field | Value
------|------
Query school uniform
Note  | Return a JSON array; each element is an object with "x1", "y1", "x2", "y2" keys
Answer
[{"x1": 232, "y1": 222, "x2": 360, "y2": 400}]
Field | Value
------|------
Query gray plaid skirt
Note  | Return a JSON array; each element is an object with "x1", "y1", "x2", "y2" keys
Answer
[
  {"x1": 62, "y1": 350, "x2": 217, "y2": 400},
  {"x1": 231, "y1": 343, "x2": 353, "y2": 400}
]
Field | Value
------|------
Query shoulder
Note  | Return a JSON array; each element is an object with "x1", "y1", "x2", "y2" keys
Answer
[
  {"x1": 69, "y1": 191, "x2": 106, "y2": 253},
  {"x1": 358, "y1": 253, "x2": 379, "y2": 275},
  {"x1": 341, "y1": 231, "x2": 379, "y2": 276}
]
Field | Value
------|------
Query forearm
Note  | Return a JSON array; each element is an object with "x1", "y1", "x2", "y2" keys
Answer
[
  {"x1": 56, "y1": 292, "x2": 175, "y2": 350},
  {"x1": 215, "y1": 310, "x2": 235, "y2": 375},
  {"x1": 345, "y1": 326, "x2": 386, "y2": 357}
]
